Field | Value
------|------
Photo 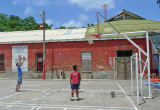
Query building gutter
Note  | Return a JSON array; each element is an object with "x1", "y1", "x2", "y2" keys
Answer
[{"x1": 0, "y1": 36, "x2": 146, "y2": 44}]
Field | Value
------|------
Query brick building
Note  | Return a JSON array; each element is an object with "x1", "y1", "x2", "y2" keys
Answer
[{"x1": 0, "y1": 9, "x2": 160, "y2": 79}]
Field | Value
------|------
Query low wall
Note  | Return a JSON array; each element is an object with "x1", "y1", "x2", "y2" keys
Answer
[{"x1": 0, "y1": 70, "x2": 113, "y2": 79}]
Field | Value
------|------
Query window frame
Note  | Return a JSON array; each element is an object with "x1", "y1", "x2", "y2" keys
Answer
[
  {"x1": 0, "y1": 54, "x2": 5, "y2": 72},
  {"x1": 36, "y1": 53, "x2": 43, "y2": 72},
  {"x1": 81, "y1": 51, "x2": 92, "y2": 72}
]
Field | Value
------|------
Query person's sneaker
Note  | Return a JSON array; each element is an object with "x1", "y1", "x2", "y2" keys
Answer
[
  {"x1": 77, "y1": 97, "x2": 80, "y2": 100},
  {"x1": 71, "y1": 97, "x2": 74, "y2": 101}
]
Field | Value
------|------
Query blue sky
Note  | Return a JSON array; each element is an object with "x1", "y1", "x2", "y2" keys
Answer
[{"x1": 0, "y1": 0, "x2": 159, "y2": 28}]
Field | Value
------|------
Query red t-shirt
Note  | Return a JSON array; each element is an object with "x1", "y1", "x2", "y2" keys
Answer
[{"x1": 70, "y1": 71, "x2": 80, "y2": 84}]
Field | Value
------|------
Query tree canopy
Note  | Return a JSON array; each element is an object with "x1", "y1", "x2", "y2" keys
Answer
[
  {"x1": 0, "y1": 13, "x2": 52, "y2": 32},
  {"x1": 56, "y1": 23, "x2": 92, "y2": 29},
  {"x1": 157, "y1": 0, "x2": 160, "y2": 7}
]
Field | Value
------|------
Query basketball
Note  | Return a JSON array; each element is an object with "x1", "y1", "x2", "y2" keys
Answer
[{"x1": 40, "y1": 25, "x2": 44, "y2": 30}]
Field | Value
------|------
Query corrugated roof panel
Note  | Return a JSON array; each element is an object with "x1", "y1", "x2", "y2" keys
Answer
[
  {"x1": 86, "y1": 20, "x2": 160, "y2": 38},
  {"x1": 65, "y1": 30, "x2": 73, "y2": 35},
  {"x1": 0, "y1": 28, "x2": 86, "y2": 44}
]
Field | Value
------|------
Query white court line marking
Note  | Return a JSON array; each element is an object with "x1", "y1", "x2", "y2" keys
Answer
[
  {"x1": 36, "y1": 107, "x2": 41, "y2": 110},
  {"x1": 4, "y1": 103, "x2": 135, "y2": 110},
  {"x1": 41, "y1": 91, "x2": 46, "y2": 93},
  {"x1": 0, "y1": 84, "x2": 53, "y2": 107},
  {"x1": 64, "y1": 108, "x2": 67, "y2": 110},
  {"x1": 14, "y1": 101, "x2": 22, "y2": 103},
  {"x1": 31, "y1": 107, "x2": 35, "y2": 110},
  {"x1": 43, "y1": 96, "x2": 47, "y2": 98},
  {"x1": 62, "y1": 89, "x2": 122, "y2": 92},
  {"x1": 31, "y1": 98, "x2": 38, "y2": 101},
  {"x1": 0, "y1": 92, "x2": 22, "y2": 100},
  {"x1": 116, "y1": 82, "x2": 138, "y2": 110},
  {"x1": 5, "y1": 105, "x2": 12, "y2": 109}
]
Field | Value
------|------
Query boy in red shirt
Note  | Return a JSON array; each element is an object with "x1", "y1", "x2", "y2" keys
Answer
[{"x1": 70, "y1": 65, "x2": 81, "y2": 100}]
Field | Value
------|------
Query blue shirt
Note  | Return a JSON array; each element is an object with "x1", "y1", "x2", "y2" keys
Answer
[{"x1": 17, "y1": 66, "x2": 22, "y2": 76}]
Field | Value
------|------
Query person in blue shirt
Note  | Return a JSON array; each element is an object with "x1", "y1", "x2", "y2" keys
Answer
[{"x1": 15, "y1": 58, "x2": 25, "y2": 92}]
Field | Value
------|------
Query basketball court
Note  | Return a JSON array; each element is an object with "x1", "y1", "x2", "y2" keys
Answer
[
  {"x1": 0, "y1": 79, "x2": 159, "y2": 110},
  {"x1": 0, "y1": 11, "x2": 159, "y2": 110}
]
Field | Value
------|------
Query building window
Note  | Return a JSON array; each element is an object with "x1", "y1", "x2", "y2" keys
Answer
[
  {"x1": 36, "y1": 53, "x2": 43, "y2": 72},
  {"x1": 117, "y1": 50, "x2": 132, "y2": 57},
  {"x1": 0, "y1": 54, "x2": 5, "y2": 71},
  {"x1": 81, "y1": 51, "x2": 92, "y2": 72}
]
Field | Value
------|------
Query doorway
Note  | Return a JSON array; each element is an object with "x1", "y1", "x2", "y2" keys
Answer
[{"x1": 36, "y1": 53, "x2": 43, "y2": 72}]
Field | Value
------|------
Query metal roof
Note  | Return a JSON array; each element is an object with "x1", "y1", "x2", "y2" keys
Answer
[
  {"x1": 0, "y1": 28, "x2": 86, "y2": 44},
  {"x1": 86, "y1": 20, "x2": 160, "y2": 38}
]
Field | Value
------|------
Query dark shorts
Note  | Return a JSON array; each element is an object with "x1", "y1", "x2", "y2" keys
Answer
[
  {"x1": 17, "y1": 75, "x2": 22, "y2": 84},
  {"x1": 71, "y1": 84, "x2": 79, "y2": 90}
]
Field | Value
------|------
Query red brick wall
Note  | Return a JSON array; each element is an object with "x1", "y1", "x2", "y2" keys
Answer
[{"x1": 0, "y1": 38, "x2": 152, "y2": 72}]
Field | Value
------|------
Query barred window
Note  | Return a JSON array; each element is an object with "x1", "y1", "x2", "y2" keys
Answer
[
  {"x1": 36, "y1": 53, "x2": 43, "y2": 72},
  {"x1": 0, "y1": 54, "x2": 5, "y2": 71}
]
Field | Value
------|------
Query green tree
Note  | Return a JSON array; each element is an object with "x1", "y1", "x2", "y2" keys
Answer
[
  {"x1": 9, "y1": 15, "x2": 21, "y2": 21},
  {"x1": 87, "y1": 23, "x2": 94, "y2": 27},
  {"x1": 0, "y1": 13, "x2": 8, "y2": 21},
  {"x1": 59, "y1": 26, "x2": 66, "y2": 29},
  {"x1": 7, "y1": 15, "x2": 23, "y2": 31},
  {"x1": 68, "y1": 27, "x2": 76, "y2": 29},
  {"x1": 0, "y1": 13, "x2": 52, "y2": 32},
  {"x1": 157, "y1": 0, "x2": 160, "y2": 7},
  {"x1": 23, "y1": 16, "x2": 38, "y2": 30},
  {"x1": 0, "y1": 13, "x2": 8, "y2": 31}
]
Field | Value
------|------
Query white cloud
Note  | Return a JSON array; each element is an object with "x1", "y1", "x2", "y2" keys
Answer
[
  {"x1": 46, "y1": 19, "x2": 53, "y2": 25},
  {"x1": 78, "y1": 14, "x2": 89, "y2": 21},
  {"x1": 68, "y1": 0, "x2": 115, "y2": 11},
  {"x1": 24, "y1": 7, "x2": 35, "y2": 16},
  {"x1": 12, "y1": 0, "x2": 22, "y2": 5},
  {"x1": 62, "y1": 13, "x2": 89, "y2": 27},
  {"x1": 62, "y1": 13, "x2": 89, "y2": 28},
  {"x1": 62, "y1": 20, "x2": 83, "y2": 28}
]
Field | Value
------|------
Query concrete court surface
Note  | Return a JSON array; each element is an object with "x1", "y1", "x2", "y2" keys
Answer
[{"x1": 0, "y1": 79, "x2": 159, "y2": 110}]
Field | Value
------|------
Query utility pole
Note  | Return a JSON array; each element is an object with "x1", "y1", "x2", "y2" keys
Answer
[{"x1": 39, "y1": 11, "x2": 46, "y2": 80}]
